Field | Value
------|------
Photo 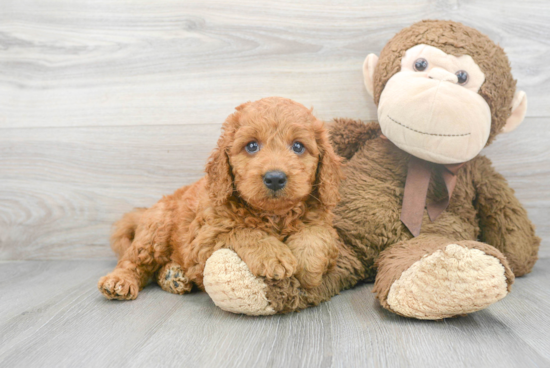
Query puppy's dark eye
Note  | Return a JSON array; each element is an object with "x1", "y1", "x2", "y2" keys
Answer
[
  {"x1": 456, "y1": 70, "x2": 468, "y2": 85},
  {"x1": 413, "y1": 58, "x2": 428, "y2": 72},
  {"x1": 292, "y1": 141, "x2": 306, "y2": 155},
  {"x1": 245, "y1": 141, "x2": 259, "y2": 154}
]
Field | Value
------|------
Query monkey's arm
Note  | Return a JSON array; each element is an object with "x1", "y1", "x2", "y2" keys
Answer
[
  {"x1": 471, "y1": 156, "x2": 540, "y2": 276},
  {"x1": 328, "y1": 118, "x2": 381, "y2": 160}
]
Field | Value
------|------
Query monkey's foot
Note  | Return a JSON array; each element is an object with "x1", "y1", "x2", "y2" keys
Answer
[
  {"x1": 385, "y1": 244, "x2": 511, "y2": 319},
  {"x1": 157, "y1": 262, "x2": 193, "y2": 295},
  {"x1": 203, "y1": 249, "x2": 275, "y2": 315}
]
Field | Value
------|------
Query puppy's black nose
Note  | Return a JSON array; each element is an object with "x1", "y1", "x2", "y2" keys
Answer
[{"x1": 263, "y1": 171, "x2": 287, "y2": 191}]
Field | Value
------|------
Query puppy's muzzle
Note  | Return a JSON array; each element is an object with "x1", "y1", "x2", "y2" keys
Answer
[{"x1": 263, "y1": 171, "x2": 287, "y2": 192}]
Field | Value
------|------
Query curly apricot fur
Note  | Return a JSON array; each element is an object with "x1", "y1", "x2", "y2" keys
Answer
[{"x1": 98, "y1": 97, "x2": 343, "y2": 300}]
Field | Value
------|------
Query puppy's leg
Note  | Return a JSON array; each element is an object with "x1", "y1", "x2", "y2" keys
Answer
[
  {"x1": 156, "y1": 262, "x2": 193, "y2": 295},
  {"x1": 286, "y1": 224, "x2": 339, "y2": 289},
  {"x1": 228, "y1": 229, "x2": 298, "y2": 280},
  {"x1": 98, "y1": 203, "x2": 172, "y2": 300}
]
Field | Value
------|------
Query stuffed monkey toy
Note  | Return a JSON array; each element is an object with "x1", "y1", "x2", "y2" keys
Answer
[{"x1": 203, "y1": 20, "x2": 540, "y2": 319}]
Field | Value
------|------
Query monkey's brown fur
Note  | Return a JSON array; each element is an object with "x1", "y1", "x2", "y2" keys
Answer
[
  {"x1": 237, "y1": 20, "x2": 540, "y2": 316},
  {"x1": 98, "y1": 97, "x2": 343, "y2": 300}
]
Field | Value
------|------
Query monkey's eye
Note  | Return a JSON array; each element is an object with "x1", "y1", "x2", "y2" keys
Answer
[
  {"x1": 413, "y1": 58, "x2": 428, "y2": 72},
  {"x1": 292, "y1": 141, "x2": 306, "y2": 155},
  {"x1": 456, "y1": 70, "x2": 469, "y2": 85},
  {"x1": 245, "y1": 141, "x2": 260, "y2": 154}
]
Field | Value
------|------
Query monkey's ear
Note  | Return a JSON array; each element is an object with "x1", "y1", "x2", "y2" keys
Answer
[
  {"x1": 502, "y1": 91, "x2": 527, "y2": 133},
  {"x1": 363, "y1": 54, "x2": 379, "y2": 98}
]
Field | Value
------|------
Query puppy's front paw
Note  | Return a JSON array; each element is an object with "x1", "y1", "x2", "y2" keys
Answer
[
  {"x1": 295, "y1": 256, "x2": 336, "y2": 289},
  {"x1": 98, "y1": 271, "x2": 139, "y2": 300},
  {"x1": 247, "y1": 250, "x2": 297, "y2": 280},
  {"x1": 295, "y1": 270, "x2": 324, "y2": 289},
  {"x1": 285, "y1": 226, "x2": 339, "y2": 289}
]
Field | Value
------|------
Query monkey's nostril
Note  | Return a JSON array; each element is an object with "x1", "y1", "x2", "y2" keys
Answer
[{"x1": 263, "y1": 171, "x2": 287, "y2": 192}]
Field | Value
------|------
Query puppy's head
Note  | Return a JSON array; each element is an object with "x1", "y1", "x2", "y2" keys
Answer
[{"x1": 206, "y1": 97, "x2": 342, "y2": 213}]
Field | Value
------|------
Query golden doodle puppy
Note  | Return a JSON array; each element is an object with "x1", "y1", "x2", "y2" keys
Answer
[{"x1": 98, "y1": 97, "x2": 343, "y2": 300}]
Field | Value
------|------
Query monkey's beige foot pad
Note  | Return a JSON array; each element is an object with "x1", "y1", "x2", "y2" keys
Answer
[
  {"x1": 157, "y1": 262, "x2": 193, "y2": 295},
  {"x1": 387, "y1": 244, "x2": 509, "y2": 320},
  {"x1": 204, "y1": 249, "x2": 276, "y2": 316}
]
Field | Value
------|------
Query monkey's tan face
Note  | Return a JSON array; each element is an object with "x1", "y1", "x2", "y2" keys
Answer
[{"x1": 377, "y1": 45, "x2": 491, "y2": 164}]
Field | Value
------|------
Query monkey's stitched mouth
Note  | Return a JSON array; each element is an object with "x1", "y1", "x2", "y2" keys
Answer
[{"x1": 387, "y1": 115, "x2": 471, "y2": 137}]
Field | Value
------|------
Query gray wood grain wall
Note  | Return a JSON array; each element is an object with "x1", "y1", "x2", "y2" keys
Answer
[{"x1": 1, "y1": 0, "x2": 549, "y2": 260}]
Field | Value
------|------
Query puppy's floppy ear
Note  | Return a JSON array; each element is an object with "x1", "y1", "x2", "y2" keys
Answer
[
  {"x1": 235, "y1": 101, "x2": 251, "y2": 112},
  {"x1": 205, "y1": 113, "x2": 239, "y2": 206},
  {"x1": 314, "y1": 120, "x2": 343, "y2": 209}
]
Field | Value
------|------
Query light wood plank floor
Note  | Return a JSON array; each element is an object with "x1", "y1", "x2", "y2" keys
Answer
[{"x1": 0, "y1": 259, "x2": 549, "y2": 368}]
